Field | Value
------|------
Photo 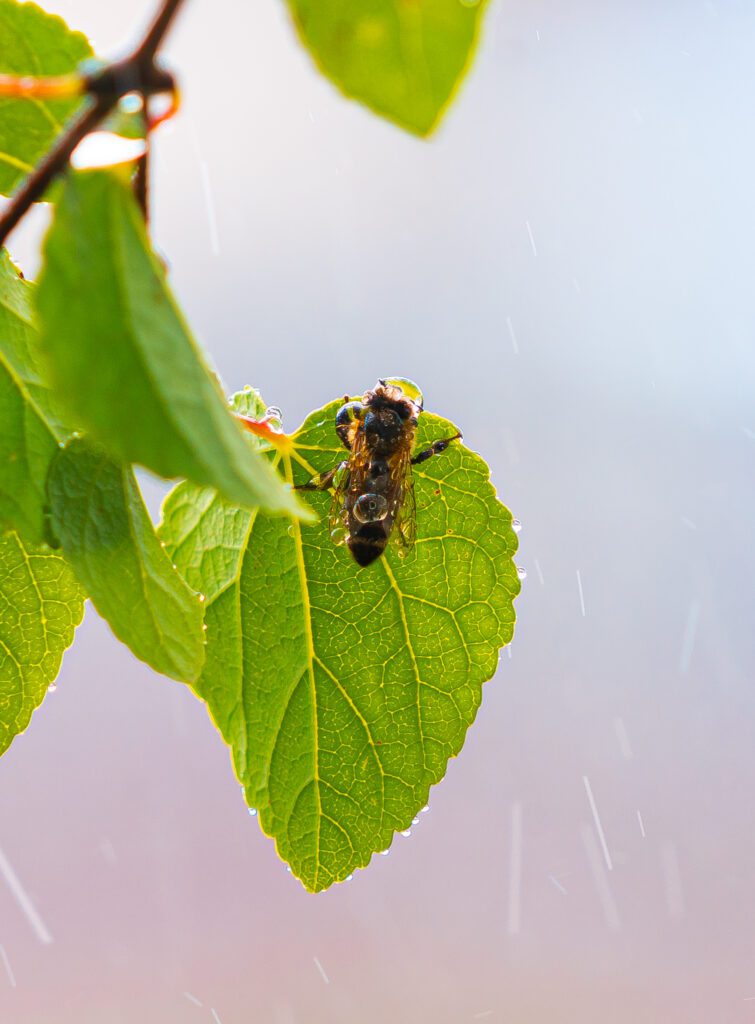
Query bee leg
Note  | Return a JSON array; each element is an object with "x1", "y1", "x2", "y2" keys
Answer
[
  {"x1": 411, "y1": 432, "x2": 462, "y2": 465},
  {"x1": 295, "y1": 462, "x2": 348, "y2": 491}
]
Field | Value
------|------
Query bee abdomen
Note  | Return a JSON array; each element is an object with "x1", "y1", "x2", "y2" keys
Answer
[{"x1": 348, "y1": 525, "x2": 388, "y2": 567}]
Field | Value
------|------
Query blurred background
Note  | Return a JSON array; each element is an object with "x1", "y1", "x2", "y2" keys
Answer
[{"x1": 2, "y1": 0, "x2": 755, "y2": 1021}]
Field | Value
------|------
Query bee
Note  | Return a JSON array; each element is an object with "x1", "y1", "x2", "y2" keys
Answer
[{"x1": 298, "y1": 378, "x2": 462, "y2": 567}]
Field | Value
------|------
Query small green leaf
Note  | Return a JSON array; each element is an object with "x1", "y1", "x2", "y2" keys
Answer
[
  {"x1": 0, "y1": 249, "x2": 71, "y2": 541},
  {"x1": 285, "y1": 0, "x2": 488, "y2": 136},
  {"x1": 0, "y1": 0, "x2": 92, "y2": 197},
  {"x1": 36, "y1": 169, "x2": 305, "y2": 519},
  {"x1": 0, "y1": 529, "x2": 84, "y2": 757},
  {"x1": 160, "y1": 390, "x2": 519, "y2": 891},
  {"x1": 47, "y1": 438, "x2": 205, "y2": 683},
  {"x1": 0, "y1": 250, "x2": 69, "y2": 436}
]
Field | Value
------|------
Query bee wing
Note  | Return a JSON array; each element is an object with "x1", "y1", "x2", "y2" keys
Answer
[
  {"x1": 327, "y1": 464, "x2": 350, "y2": 535},
  {"x1": 390, "y1": 449, "x2": 417, "y2": 551},
  {"x1": 328, "y1": 426, "x2": 370, "y2": 533}
]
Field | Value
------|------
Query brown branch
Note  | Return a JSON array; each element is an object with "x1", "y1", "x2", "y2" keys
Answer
[{"x1": 0, "y1": 0, "x2": 188, "y2": 247}]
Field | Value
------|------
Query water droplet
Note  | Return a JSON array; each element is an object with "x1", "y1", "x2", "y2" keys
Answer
[
  {"x1": 202, "y1": 624, "x2": 208, "y2": 631},
  {"x1": 516, "y1": 566, "x2": 527, "y2": 580},
  {"x1": 397, "y1": 548, "x2": 407, "y2": 560},
  {"x1": 248, "y1": 807, "x2": 257, "y2": 817},
  {"x1": 287, "y1": 524, "x2": 294, "y2": 536},
  {"x1": 160, "y1": 540, "x2": 166, "y2": 548},
  {"x1": 344, "y1": 874, "x2": 353, "y2": 882},
  {"x1": 512, "y1": 518, "x2": 522, "y2": 533},
  {"x1": 412, "y1": 817, "x2": 420, "y2": 825},
  {"x1": 401, "y1": 829, "x2": 412, "y2": 838},
  {"x1": 379, "y1": 849, "x2": 390, "y2": 856},
  {"x1": 353, "y1": 492, "x2": 388, "y2": 524},
  {"x1": 286, "y1": 865, "x2": 292, "y2": 873},
  {"x1": 58, "y1": 441, "x2": 66, "y2": 449},
  {"x1": 420, "y1": 805, "x2": 430, "y2": 814},
  {"x1": 47, "y1": 683, "x2": 57, "y2": 693},
  {"x1": 119, "y1": 93, "x2": 144, "y2": 114},
  {"x1": 330, "y1": 525, "x2": 347, "y2": 547},
  {"x1": 171, "y1": 564, "x2": 177, "y2": 571},
  {"x1": 198, "y1": 593, "x2": 206, "y2": 603}
]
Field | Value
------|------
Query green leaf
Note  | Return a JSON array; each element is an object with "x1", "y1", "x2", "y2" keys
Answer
[
  {"x1": 36, "y1": 169, "x2": 305, "y2": 519},
  {"x1": 47, "y1": 438, "x2": 206, "y2": 683},
  {"x1": 0, "y1": 529, "x2": 84, "y2": 757},
  {"x1": 160, "y1": 389, "x2": 519, "y2": 891},
  {"x1": 0, "y1": 0, "x2": 92, "y2": 197},
  {"x1": 285, "y1": 0, "x2": 488, "y2": 136},
  {"x1": 0, "y1": 249, "x2": 71, "y2": 541}
]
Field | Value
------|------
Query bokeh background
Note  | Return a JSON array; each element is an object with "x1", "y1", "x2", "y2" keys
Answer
[{"x1": 2, "y1": 0, "x2": 755, "y2": 1021}]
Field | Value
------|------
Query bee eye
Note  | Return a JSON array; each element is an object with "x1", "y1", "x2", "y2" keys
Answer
[{"x1": 335, "y1": 401, "x2": 363, "y2": 427}]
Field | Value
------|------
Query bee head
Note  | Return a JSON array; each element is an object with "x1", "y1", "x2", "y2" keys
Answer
[{"x1": 374, "y1": 377, "x2": 424, "y2": 418}]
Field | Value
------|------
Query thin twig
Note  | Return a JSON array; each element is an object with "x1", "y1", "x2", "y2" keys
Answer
[
  {"x1": 133, "y1": 119, "x2": 151, "y2": 222},
  {"x1": 138, "y1": 0, "x2": 189, "y2": 65},
  {"x1": 0, "y1": 0, "x2": 188, "y2": 246},
  {"x1": 0, "y1": 97, "x2": 108, "y2": 244}
]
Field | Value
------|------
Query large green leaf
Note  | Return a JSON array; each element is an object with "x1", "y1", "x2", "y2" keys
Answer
[
  {"x1": 285, "y1": 0, "x2": 488, "y2": 136},
  {"x1": 160, "y1": 389, "x2": 519, "y2": 891},
  {"x1": 36, "y1": 169, "x2": 305, "y2": 519},
  {"x1": 0, "y1": 0, "x2": 92, "y2": 197},
  {"x1": 0, "y1": 529, "x2": 84, "y2": 756},
  {"x1": 0, "y1": 249, "x2": 70, "y2": 541},
  {"x1": 47, "y1": 439, "x2": 205, "y2": 683}
]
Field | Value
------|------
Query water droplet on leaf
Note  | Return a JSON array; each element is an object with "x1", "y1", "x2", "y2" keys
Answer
[{"x1": 330, "y1": 526, "x2": 347, "y2": 547}]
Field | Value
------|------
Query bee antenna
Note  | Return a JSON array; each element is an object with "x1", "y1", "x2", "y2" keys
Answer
[{"x1": 378, "y1": 378, "x2": 386, "y2": 386}]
